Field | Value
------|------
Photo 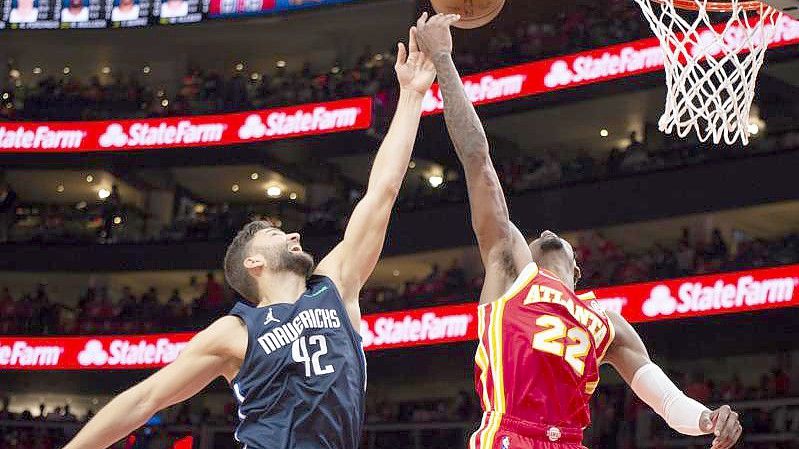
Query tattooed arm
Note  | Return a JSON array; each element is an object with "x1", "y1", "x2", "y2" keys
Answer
[{"x1": 415, "y1": 13, "x2": 532, "y2": 303}]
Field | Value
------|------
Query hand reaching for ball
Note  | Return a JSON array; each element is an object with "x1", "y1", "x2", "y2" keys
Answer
[
  {"x1": 394, "y1": 24, "x2": 437, "y2": 95},
  {"x1": 413, "y1": 12, "x2": 461, "y2": 58}
]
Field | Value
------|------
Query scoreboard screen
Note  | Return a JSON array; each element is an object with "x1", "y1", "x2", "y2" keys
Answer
[
  {"x1": 109, "y1": 0, "x2": 150, "y2": 26},
  {"x1": 58, "y1": 0, "x2": 112, "y2": 28},
  {"x1": 0, "y1": 0, "x2": 352, "y2": 28},
  {"x1": 2, "y1": 0, "x2": 60, "y2": 29},
  {"x1": 154, "y1": 0, "x2": 207, "y2": 24},
  {"x1": 208, "y1": 0, "x2": 352, "y2": 18}
]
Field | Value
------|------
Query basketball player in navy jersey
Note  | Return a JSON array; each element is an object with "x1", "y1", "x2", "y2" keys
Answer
[{"x1": 62, "y1": 24, "x2": 436, "y2": 449}]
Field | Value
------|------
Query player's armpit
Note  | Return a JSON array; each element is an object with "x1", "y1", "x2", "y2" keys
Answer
[
  {"x1": 63, "y1": 316, "x2": 245, "y2": 449},
  {"x1": 478, "y1": 223, "x2": 533, "y2": 304},
  {"x1": 602, "y1": 310, "x2": 652, "y2": 380}
]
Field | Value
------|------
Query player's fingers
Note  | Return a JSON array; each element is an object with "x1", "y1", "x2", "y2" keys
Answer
[
  {"x1": 715, "y1": 410, "x2": 738, "y2": 448},
  {"x1": 409, "y1": 26, "x2": 418, "y2": 53},
  {"x1": 712, "y1": 405, "x2": 731, "y2": 437},
  {"x1": 715, "y1": 422, "x2": 742, "y2": 449},
  {"x1": 417, "y1": 11, "x2": 428, "y2": 28},
  {"x1": 396, "y1": 42, "x2": 407, "y2": 66},
  {"x1": 444, "y1": 13, "x2": 461, "y2": 25}
]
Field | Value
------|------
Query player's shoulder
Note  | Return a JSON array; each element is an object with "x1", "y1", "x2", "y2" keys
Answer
[{"x1": 192, "y1": 315, "x2": 247, "y2": 357}]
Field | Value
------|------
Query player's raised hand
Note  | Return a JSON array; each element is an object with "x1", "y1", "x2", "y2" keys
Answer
[
  {"x1": 395, "y1": 25, "x2": 436, "y2": 95},
  {"x1": 699, "y1": 405, "x2": 743, "y2": 449},
  {"x1": 414, "y1": 12, "x2": 460, "y2": 57}
]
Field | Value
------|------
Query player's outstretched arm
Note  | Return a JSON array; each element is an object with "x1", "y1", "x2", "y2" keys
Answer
[
  {"x1": 415, "y1": 13, "x2": 531, "y2": 299},
  {"x1": 316, "y1": 25, "x2": 436, "y2": 302},
  {"x1": 63, "y1": 316, "x2": 245, "y2": 449},
  {"x1": 604, "y1": 311, "x2": 742, "y2": 448}
]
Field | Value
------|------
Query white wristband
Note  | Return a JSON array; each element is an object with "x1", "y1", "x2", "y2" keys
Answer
[{"x1": 630, "y1": 363, "x2": 710, "y2": 436}]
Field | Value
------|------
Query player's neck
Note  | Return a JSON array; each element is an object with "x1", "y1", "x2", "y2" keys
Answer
[
  {"x1": 255, "y1": 271, "x2": 307, "y2": 307},
  {"x1": 538, "y1": 262, "x2": 575, "y2": 292}
]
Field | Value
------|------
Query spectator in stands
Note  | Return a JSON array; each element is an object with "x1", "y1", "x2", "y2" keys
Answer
[
  {"x1": 620, "y1": 131, "x2": 650, "y2": 172},
  {"x1": 63, "y1": 405, "x2": 77, "y2": 422},
  {"x1": 523, "y1": 151, "x2": 563, "y2": 188},
  {"x1": 100, "y1": 185, "x2": 121, "y2": 242},
  {"x1": 675, "y1": 240, "x2": 696, "y2": 276},
  {"x1": 0, "y1": 396, "x2": 12, "y2": 421},
  {"x1": 0, "y1": 179, "x2": 17, "y2": 243},
  {"x1": 197, "y1": 272, "x2": 224, "y2": 318},
  {"x1": 565, "y1": 149, "x2": 597, "y2": 181},
  {"x1": 705, "y1": 228, "x2": 729, "y2": 263}
]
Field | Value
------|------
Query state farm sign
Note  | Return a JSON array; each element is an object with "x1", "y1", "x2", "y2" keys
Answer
[
  {"x1": 422, "y1": 14, "x2": 799, "y2": 115},
  {"x1": 0, "y1": 333, "x2": 194, "y2": 370},
  {"x1": 1, "y1": 265, "x2": 797, "y2": 370},
  {"x1": 0, "y1": 97, "x2": 371, "y2": 153},
  {"x1": 590, "y1": 264, "x2": 799, "y2": 323},
  {"x1": 359, "y1": 303, "x2": 476, "y2": 351}
]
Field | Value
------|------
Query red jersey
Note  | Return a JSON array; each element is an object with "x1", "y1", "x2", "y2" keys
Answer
[{"x1": 471, "y1": 262, "x2": 615, "y2": 448}]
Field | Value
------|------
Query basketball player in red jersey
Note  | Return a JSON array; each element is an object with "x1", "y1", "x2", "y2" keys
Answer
[{"x1": 415, "y1": 13, "x2": 743, "y2": 449}]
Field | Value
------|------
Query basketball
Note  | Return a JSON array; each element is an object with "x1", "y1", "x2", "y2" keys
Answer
[{"x1": 430, "y1": 0, "x2": 506, "y2": 29}]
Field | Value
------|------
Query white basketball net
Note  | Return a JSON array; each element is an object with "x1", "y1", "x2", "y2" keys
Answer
[{"x1": 633, "y1": 0, "x2": 781, "y2": 145}]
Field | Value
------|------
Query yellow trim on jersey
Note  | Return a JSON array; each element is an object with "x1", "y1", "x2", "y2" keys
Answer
[
  {"x1": 481, "y1": 297, "x2": 511, "y2": 449},
  {"x1": 480, "y1": 410, "x2": 502, "y2": 449},
  {"x1": 478, "y1": 262, "x2": 539, "y2": 311},
  {"x1": 577, "y1": 291, "x2": 596, "y2": 301},
  {"x1": 596, "y1": 308, "x2": 617, "y2": 363},
  {"x1": 490, "y1": 297, "x2": 510, "y2": 413},
  {"x1": 475, "y1": 306, "x2": 491, "y2": 411},
  {"x1": 474, "y1": 261, "x2": 534, "y2": 449},
  {"x1": 585, "y1": 380, "x2": 599, "y2": 395},
  {"x1": 469, "y1": 413, "x2": 490, "y2": 449}
]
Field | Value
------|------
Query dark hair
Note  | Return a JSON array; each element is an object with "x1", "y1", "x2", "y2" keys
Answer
[{"x1": 223, "y1": 220, "x2": 276, "y2": 303}]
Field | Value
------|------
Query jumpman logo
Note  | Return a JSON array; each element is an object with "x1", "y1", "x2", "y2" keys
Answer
[{"x1": 263, "y1": 308, "x2": 280, "y2": 326}]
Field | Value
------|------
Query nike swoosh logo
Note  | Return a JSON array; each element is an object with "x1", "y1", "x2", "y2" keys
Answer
[{"x1": 304, "y1": 286, "x2": 329, "y2": 298}]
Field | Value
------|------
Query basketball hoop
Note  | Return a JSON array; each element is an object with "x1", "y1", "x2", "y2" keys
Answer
[{"x1": 633, "y1": 0, "x2": 782, "y2": 145}]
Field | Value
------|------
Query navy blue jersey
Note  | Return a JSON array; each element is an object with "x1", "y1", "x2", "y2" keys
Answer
[{"x1": 228, "y1": 275, "x2": 366, "y2": 449}]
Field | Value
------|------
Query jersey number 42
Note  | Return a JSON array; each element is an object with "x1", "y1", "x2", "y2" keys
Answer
[{"x1": 292, "y1": 335, "x2": 335, "y2": 377}]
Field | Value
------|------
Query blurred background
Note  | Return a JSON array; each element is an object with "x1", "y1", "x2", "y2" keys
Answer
[{"x1": 1, "y1": 0, "x2": 799, "y2": 448}]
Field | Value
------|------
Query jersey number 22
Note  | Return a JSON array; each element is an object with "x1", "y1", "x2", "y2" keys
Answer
[{"x1": 532, "y1": 315, "x2": 590, "y2": 375}]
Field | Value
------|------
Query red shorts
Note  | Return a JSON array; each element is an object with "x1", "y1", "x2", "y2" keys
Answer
[{"x1": 470, "y1": 413, "x2": 587, "y2": 449}]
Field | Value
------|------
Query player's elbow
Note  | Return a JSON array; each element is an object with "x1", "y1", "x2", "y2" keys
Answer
[
  {"x1": 125, "y1": 383, "x2": 165, "y2": 423},
  {"x1": 369, "y1": 181, "x2": 402, "y2": 203}
]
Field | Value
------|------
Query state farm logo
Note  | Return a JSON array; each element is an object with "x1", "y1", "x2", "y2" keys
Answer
[
  {"x1": 0, "y1": 341, "x2": 64, "y2": 367},
  {"x1": 423, "y1": 74, "x2": 526, "y2": 112},
  {"x1": 78, "y1": 339, "x2": 109, "y2": 366},
  {"x1": 0, "y1": 125, "x2": 86, "y2": 150},
  {"x1": 642, "y1": 275, "x2": 799, "y2": 318},
  {"x1": 238, "y1": 106, "x2": 361, "y2": 140},
  {"x1": 99, "y1": 121, "x2": 226, "y2": 148},
  {"x1": 360, "y1": 311, "x2": 473, "y2": 348},
  {"x1": 543, "y1": 46, "x2": 664, "y2": 88},
  {"x1": 77, "y1": 338, "x2": 188, "y2": 367},
  {"x1": 642, "y1": 285, "x2": 678, "y2": 317}
]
